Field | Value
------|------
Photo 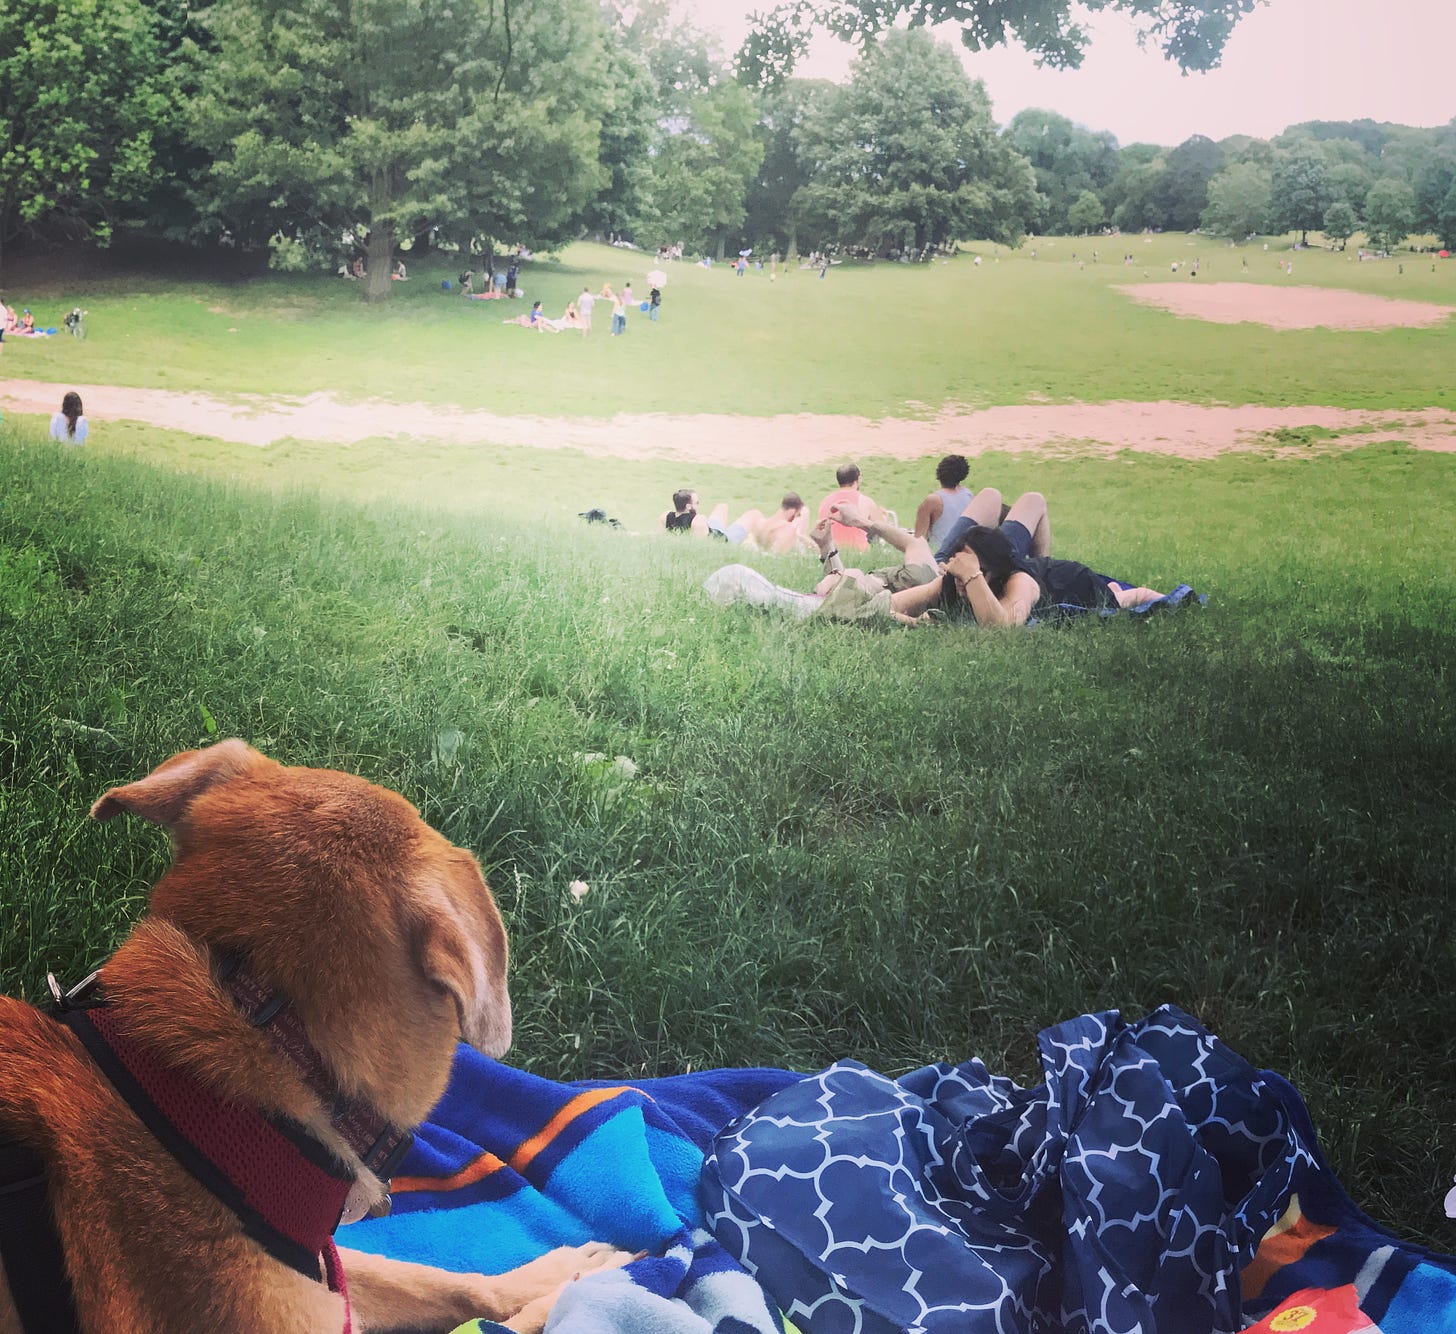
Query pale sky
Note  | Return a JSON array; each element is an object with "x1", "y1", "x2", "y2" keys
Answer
[{"x1": 680, "y1": 0, "x2": 1455, "y2": 146}]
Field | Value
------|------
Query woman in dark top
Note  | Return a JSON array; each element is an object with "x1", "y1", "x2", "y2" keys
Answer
[{"x1": 889, "y1": 515, "x2": 1166, "y2": 626}]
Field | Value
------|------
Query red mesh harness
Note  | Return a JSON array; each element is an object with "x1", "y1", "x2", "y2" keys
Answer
[{"x1": 52, "y1": 962, "x2": 413, "y2": 1334}]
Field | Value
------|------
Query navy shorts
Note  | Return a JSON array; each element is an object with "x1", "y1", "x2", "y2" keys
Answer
[
  {"x1": 1001, "y1": 519, "x2": 1033, "y2": 560},
  {"x1": 934, "y1": 516, "x2": 1035, "y2": 565}
]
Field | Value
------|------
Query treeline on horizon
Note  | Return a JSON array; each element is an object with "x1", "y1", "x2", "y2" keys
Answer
[{"x1": 4, "y1": 0, "x2": 1454, "y2": 296}]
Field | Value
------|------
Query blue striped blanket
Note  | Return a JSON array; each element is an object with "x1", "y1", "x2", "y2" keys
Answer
[
  {"x1": 340, "y1": 1012, "x2": 1455, "y2": 1333},
  {"x1": 338, "y1": 1050, "x2": 799, "y2": 1332}
]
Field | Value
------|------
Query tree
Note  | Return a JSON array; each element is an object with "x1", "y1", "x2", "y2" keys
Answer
[
  {"x1": 187, "y1": 0, "x2": 611, "y2": 300},
  {"x1": 792, "y1": 28, "x2": 1039, "y2": 254},
  {"x1": 632, "y1": 80, "x2": 764, "y2": 256},
  {"x1": 577, "y1": 37, "x2": 660, "y2": 242},
  {"x1": 1159, "y1": 134, "x2": 1223, "y2": 231},
  {"x1": 738, "y1": 0, "x2": 1258, "y2": 83},
  {"x1": 1321, "y1": 200, "x2": 1358, "y2": 250},
  {"x1": 1438, "y1": 183, "x2": 1456, "y2": 252},
  {"x1": 1199, "y1": 163, "x2": 1272, "y2": 239},
  {"x1": 1271, "y1": 147, "x2": 1332, "y2": 244},
  {"x1": 1361, "y1": 179, "x2": 1416, "y2": 253},
  {"x1": 743, "y1": 78, "x2": 838, "y2": 256},
  {"x1": 1003, "y1": 109, "x2": 1118, "y2": 234},
  {"x1": 1066, "y1": 190, "x2": 1105, "y2": 234},
  {"x1": 0, "y1": 0, "x2": 173, "y2": 271}
]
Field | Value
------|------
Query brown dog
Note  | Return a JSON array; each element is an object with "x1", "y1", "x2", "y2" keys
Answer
[{"x1": 0, "y1": 741, "x2": 628, "y2": 1333}]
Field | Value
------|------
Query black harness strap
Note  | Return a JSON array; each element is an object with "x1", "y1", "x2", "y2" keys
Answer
[{"x1": 0, "y1": 1138, "x2": 80, "y2": 1334}]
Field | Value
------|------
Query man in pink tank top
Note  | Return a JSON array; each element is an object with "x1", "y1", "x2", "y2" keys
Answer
[{"x1": 817, "y1": 463, "x2": 888, "y2": 551}]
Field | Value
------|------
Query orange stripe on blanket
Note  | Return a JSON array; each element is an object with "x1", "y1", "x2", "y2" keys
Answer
[
  {"x1": 388, "y1": 1086, "x2": 650, "y2": 1195},
  {"x1": 392, "y1": 1150, "x2": 508, "y2": 1195},
  {"x1": 509, "y1": 1087, "x2": 645, "y2": 1174},
  {"x1": 1242, "y1": 1194, "x2": 1338, "y2": 1303}
]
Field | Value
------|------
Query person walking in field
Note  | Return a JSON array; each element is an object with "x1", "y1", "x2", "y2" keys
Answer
[{"x1": 576, "y1": 286, "x2": 596, "y2": 335}]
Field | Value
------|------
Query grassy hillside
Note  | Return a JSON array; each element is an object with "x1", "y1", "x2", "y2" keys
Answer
[{"x1": 1, "y1": 429, "x2": 1451, "y2": 1244}]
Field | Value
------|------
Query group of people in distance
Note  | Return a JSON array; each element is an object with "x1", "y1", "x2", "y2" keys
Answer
[
  {"x1": 503, "y1": 279, "x2": 660, "y2": 337},
  {"x1": 0, "y1": 297, "x2": 40, "y2": 344},
  {"x1": 692, "y1": 454, "x2": 1171, "y2": 629}
]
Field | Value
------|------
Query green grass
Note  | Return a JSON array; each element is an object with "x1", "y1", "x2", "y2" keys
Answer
[
  {"x1": 4, "y1": 235, "x2": 1454, "y2": 416},
  {"x1": 0, "y1": 427, "x2": 1452, "y2": 1247}
]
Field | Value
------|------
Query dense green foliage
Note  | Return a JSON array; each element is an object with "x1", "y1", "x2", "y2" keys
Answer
[
  {"x1": 7, "y1": 0, "x2": 1456, "y2": 279},
  {"x1": 793, "y1": 29, "x2": 1039, "y2": 252},
  {"x1": 736, "y1": 0, "x2": 1257, "y2": 79},
  {"x1": 0, "y1": 0, "x2": 173, "y2": 267},
  {"x1": 0, "y1": 428, "x2": 1451, "y2": 1249},
  {"x1": 188, "y1": 0, "x2": 611, "y2": 299}
]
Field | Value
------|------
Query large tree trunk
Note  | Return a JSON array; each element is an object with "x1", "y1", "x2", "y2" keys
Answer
[
  {"x1": 715, "y1": 231, "x2": 726, "y2": 262},
  {"x1": 364, "y1": 218, "x2": 395, "y2": 302}
]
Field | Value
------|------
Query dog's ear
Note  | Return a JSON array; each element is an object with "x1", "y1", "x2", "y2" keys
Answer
[
  {"x1": 413, "y1": 851, "x2": 512, "y2": 1059},
  {"x1": 90, "y1": 740, "x2": 261, "y2": 827}
]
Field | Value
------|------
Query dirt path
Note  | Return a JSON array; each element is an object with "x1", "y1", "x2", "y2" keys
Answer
[{"x1": 3, "y1": 378, "x2": 1454, "y2": 463}]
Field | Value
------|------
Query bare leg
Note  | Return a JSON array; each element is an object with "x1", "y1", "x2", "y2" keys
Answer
[
  {"x1": 1112, "y1": 584, "x2": 1164, "y2": 608},
  {"x1": 1003, "y1": 491, "x2": 1051, "y2": 556},
  {"x1": 964, "y1": 487, "x2": 1003, "y2": 527},
  {"x1": 695, "y1": 503, "x2": 729, "y2": 539}
]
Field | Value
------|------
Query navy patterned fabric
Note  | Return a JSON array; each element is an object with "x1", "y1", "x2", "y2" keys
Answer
[{"x1": 703, "y1": 1006, "x2": 1315, "y2": 1334}]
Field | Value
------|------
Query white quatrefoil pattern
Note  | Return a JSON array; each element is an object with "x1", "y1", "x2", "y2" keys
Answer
[{"x1": 703, "y1": 1005, "x2": 1316, "y2": 1334}]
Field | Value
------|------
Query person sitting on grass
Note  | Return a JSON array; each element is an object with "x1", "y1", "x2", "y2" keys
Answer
[
  {"x1": 503, "y1": 300, "x2": 556, "y2": 331},
  {"x1": 662, "y1": 489, "x2": 709, "y2": 536},
  {"x1": 914, "y1": 454, "x2": 977, "y2": 550},
  {"x1": 50, "y1": 390, "x2": 88, "y2": 444},
  {"x1": 392, "y1": 259, "x2": 408, "y2": 280},
  {"x1": 542, "y1": 302, "x2": 586, "y2": 333},
  {"x1": 817, "y1": 463, "x2": 890, "y2": 552}
]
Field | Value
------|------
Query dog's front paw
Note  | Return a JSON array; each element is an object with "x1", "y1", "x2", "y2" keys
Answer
[{"x1": 483, "y1": 1242, "x2": 637, "y2": 1326}]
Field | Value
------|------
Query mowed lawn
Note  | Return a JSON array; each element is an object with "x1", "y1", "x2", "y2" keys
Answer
[
  {"x1": 3, "y1": 235, "x2": 1454, "y2": 416},
  {"x1": 0, "y1": 241, "x2": 1454, "y2": 1247}
]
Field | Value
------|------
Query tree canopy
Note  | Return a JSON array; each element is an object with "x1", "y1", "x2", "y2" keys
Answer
[
  {"x1": 0, "y1": 0, "x2": 173, "y2": 269},
  {"x1": 737, "y1": 0, "x2": 1259, "y2": 85},
  {"x1": 187, "y1": 0, "x2": 611, "y2": 299},
  {"x1": 792, "y1": 28, "x2": 1038, "y2": 254}
]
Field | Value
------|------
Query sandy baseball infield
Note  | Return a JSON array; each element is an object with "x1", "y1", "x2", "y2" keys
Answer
[{"x1": 1116, "y1": 281, "x2": 1455, "y2": 331}]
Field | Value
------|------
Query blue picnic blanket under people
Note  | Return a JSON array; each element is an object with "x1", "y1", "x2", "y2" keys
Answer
[{"x1": 340, "y1": 1010, "x2": 1456, "y2": 1333}]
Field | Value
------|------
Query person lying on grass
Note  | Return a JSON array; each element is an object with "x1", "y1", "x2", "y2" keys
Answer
[
  {"x1": 663, "y1": 491, "x2": 815, "y2": 553},
  {"x1": 886, "y1": 493, "x2": 1166, "y2": 626}
]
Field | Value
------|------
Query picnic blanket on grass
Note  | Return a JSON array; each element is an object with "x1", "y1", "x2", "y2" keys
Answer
[
  {"x1": 341, "y1": 1011, "x2": 1454, "y2": 1333},
  {"x1": 338, "y1": 1049, "x2": 801, "y2": 1332},
  {"x1": 703, "y1": 1005, "x2": 1456, "y2": 1334}
]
